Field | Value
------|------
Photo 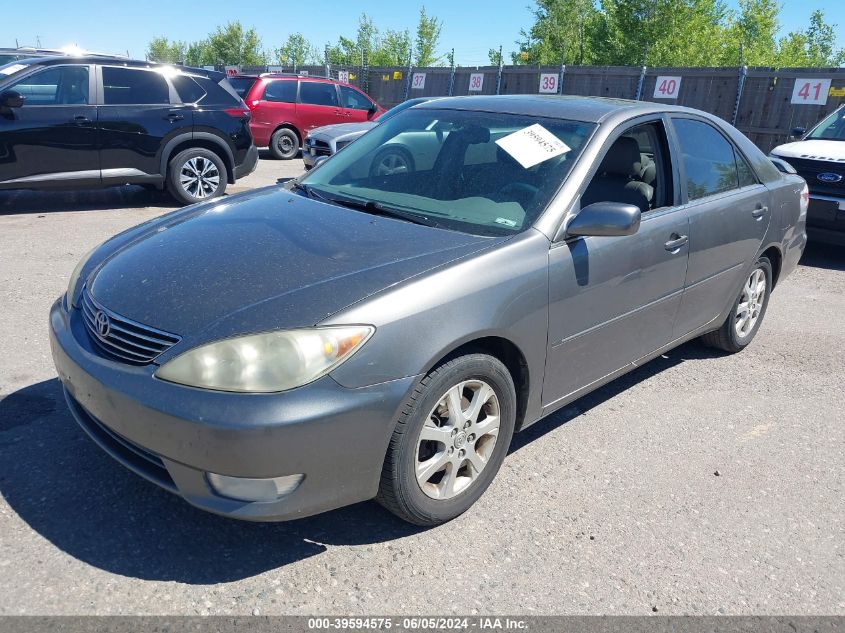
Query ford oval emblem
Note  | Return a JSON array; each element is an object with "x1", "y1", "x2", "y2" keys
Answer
[{"x1": 817, "y1": 172, "x2": 843, "y2": 183}]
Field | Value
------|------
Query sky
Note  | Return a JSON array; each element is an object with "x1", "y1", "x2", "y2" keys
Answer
[{"x1": 2, "y1": 0, "x2": 843, "y2": 66}]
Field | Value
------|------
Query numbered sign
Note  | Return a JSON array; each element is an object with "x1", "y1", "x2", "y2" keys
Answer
[
  {"x1": 224, "y1": 66, "x2": 239, "y2": 77},
  {"x1": 469, "y1": 73, "x2": 484, "y2": 92},
  {"x1": 653, "y1": 76, "x2": 681, "y2": 99},
  {"x1": 337, "y1": 70, "x2": 350, "y2": 84},
  {"x1": 539, "y1": 73, "x2": 558, "y2": 94},
  {"x1": 411, "y1": 72, "x2": 426, "y2": 90},
  {"x1": 791, "y1": 78, "x2": 831, "y2": 105}
]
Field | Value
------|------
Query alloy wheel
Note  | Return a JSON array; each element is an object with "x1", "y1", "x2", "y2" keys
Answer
[
  {"x1": 735, "y1": 268, "x2": 767, "y2": 338},
  {"x1": 415, "y1": 380, "x2": 500, "y2": 500},
  {"x1": 179, "y1": 157, "x2": 220, "y2": 199},
  {"x1": 374, "y1": 152, "x2": 410, "y2": 176}
]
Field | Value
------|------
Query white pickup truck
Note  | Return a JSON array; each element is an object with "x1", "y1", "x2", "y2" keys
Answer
[{"x1": 770, "y1": 105, "x2": 845, "y2": 245}]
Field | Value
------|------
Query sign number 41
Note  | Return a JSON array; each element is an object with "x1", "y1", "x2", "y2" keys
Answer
[{"x1": 791, "y1": 78, "x2": 831, "y2": 105}]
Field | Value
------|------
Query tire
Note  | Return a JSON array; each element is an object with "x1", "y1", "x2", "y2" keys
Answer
[
  {"x1": 166, "y1": 148, "x2": 227, "y2": 205},
  {"x1": 369, "y1": 146, "x2": 415, "y2": 177},
  {"x1": 269, "y1": 127, "x2": 300, "y2": 160},
  {"x1": 377, "y1": 353, "x2": 516, "y2": 526},
  {"x1": 701, "y1": 256, "x2": 772, "y2": 353}
]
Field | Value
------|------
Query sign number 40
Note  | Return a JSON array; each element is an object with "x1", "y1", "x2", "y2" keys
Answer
[
  {"x1": 791, "y1": 78, "x2": 831, "y2": 105},
  {"x1": 653, "y1": 76, "x2": 681, "y2": 99}
]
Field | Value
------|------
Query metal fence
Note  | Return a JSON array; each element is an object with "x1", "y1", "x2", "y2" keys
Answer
[{"x1": 232, "y1": 63, "x2": 845, "y2": 153}]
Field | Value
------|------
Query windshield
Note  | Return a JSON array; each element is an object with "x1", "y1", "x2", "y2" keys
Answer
[
  {"x1": 228, "y1": 76, "x2": 257, "y2": 99},
  {"x1": 299, "y1": 108, "x2": 594, "y2": 236},
  {"x1": 807, "y1": 108, "x2": 845, "y2": 141},
  {"x1": 377, "y1": 98, "x2": 432, "y2": 124}
]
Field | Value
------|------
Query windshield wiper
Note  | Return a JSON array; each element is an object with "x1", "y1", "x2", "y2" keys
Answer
[
  {"x1": 288, "y1": 180, "x2": 328, "y2": 201},
  {"x1": 321, "y1": 195, "x2": 439, "y2": 228}
]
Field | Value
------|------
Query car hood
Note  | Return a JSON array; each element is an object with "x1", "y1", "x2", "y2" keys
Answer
[
  {"x1": 89, "y1": 187, "x2": 495, "y2": 346},
  {"x1": 771, "y1": 139, "x2": 845, "y2": 161},
  {"x1": 309, "y1": 121, "x2": 376, "y2": 140}
]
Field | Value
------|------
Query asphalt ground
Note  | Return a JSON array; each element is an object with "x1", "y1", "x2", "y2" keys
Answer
[{"x1": 0, "y1": 154, "x2": 842, "y2": 615}]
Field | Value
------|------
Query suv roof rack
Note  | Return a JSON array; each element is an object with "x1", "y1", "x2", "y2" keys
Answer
[{"x1": 257, "y1": 72, "x2": 333, "y2": 80}]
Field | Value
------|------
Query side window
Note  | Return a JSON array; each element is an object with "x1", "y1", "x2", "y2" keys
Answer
[
  {"x1": 735, "y1": 149, "x2": 758, "y2": 188},
  {"x1": 299, "y1": 82, "x2": 338, "y2": 107},
  {"x1": 171, "y1": 75, "x2": 206, "y2": 104},
  {"x1": 673, "y1": 118, "x2": 739, "y2": 200},
  {"x1": 11, "y1": 66, "x2": 89, "y2": 105},
  {"x1": 340, "y1": 85, "x2": 372, "y2": 110},
  {"x1": 581, "y1": 121, "x2": 671, "y2": 214},
  {"x1": 102, "y1": 67, "x2": 170, "y2": 105},
  {"x1": 263, "y1": 80, "x2": 297, "y2": 103}
]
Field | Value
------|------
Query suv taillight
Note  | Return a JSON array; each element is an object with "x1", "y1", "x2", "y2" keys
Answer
[{"x1": 224, "y1": 107, "x2": 251, "y2": 119}]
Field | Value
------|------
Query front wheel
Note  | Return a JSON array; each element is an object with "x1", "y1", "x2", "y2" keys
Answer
[
  {"x1": 701, "y1": 256, "x2": 772, "y2": 353},
  {"x1": 166, "y1": 148, "x2": 227, "y2": 205},
  {"x1": 377, "y1": 354, "x2": 516, "y2": 526}
]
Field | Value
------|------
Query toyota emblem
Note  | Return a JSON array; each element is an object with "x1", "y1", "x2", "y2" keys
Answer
[{"x1": 94, "y1": 311, "x2": 111, "y2": 338}]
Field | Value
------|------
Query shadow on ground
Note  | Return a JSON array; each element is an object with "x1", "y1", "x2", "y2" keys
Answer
[
  {"x1": 0, "y1": 338, "x2": 721, "y2": 585},
  {"x1": 798, "y1": 242, "x2": 845, "y2": 272},
  {"x1": 0, "y1": 186, "x2": 180, "y2": 216}
]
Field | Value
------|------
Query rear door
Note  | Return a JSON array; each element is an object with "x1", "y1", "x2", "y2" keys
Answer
[
  {"x1": 543, "y1": 118, "x2": 690, "y2": 409},
  {"x1": 96, "y1": 65, "x2": 193, "y2": 182},
  {"x1": 297, "y1": 81, "x2": 344, "y2": 132},
  {"x1": 668, "y1": 116, "x2": 772, "y2": 339},
  {"x1": 339, "y1": 85, "x2": 375, "y2": 123},
  {"x1": 0, "y1": 64, "x2": 98, "y2": 187}
]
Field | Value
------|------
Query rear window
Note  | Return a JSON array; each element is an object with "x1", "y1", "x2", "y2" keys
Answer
[
  {"x1": 299, "y1": 81, "x2": 338, "y2": 107},
  {"x1": 228, "y1": 76, "x2": 257, "y2": 99},
  {"x1": 263, "y1": 79, "x2": 297, "y2": 103},
  {"x1": 171, "y1": 74, "x2": 206, "y2": 104},
  {"x1": 193, "y1": 76, "x2": 242, "y2": 106},
  {"x1": 103, "y1": 67, "x2": 170, "y2": 105}
]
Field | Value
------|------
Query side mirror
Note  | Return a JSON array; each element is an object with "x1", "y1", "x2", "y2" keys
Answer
[
  {"x1": 565, "y1": 201, "x2": 641, "y2": 238},
  {"x1": 0, "y1": 90, "x2": 24, "y2": 109},
  {"x1": 368, "y1": 103, "x2": 379, "y2": 119},
  {"x1": 791, "y1": 127, "x2": 806, "y2": 138}
]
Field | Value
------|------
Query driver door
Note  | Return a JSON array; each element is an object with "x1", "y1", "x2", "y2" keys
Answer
[
  {"x1": 0, "y1": 64, "x2": 98, "y2": 188},
  {"x1": 542, "y1": 118, "x2": 690, "y2": 410}
]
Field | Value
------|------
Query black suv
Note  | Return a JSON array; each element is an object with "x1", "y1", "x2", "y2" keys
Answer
[{"x1": 0, "y1": 57, "x2": 258, "y2": 204}]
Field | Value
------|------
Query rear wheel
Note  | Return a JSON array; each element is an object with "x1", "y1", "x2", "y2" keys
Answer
[
  {"x1": 701, "y1": 256, "x2": 772, "y2": 353},
  {"x1": 269, "y1": 128, "x2": 300, "y2": 160},
  {"x1": 377, "y1": 354, "x2": 516, "y2": 526},
  {"x1": 166, "y1": 148, "x2": 227, "y2": 205}
]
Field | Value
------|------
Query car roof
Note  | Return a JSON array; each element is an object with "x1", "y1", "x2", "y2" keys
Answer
[
  {"x1": 415, "y1": 94, "x2": 690, "y2": 123},
  {"x1": 13, "y1": 56, "x2": 220, "y2": 78}
]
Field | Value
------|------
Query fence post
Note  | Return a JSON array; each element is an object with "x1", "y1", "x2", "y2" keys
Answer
[
  {"x1": 448, "y1": 48, "x2": 455, "y2": 96},
  {"x1": 496, "y1": 45, "x2": 504, "y2": 95},
  {"x1": 635, "y1": 65, "x2": 647, "y2": 100},
  {"x1": 403, "y1": 50, "x2": 413, "y2": 101},
  {"x1": 324, "y1": 45, "x2": 330, "y2": 79},
  {"x1": 559, "y1": 63, "x2": 566, "y2": 95},
  {"x1": 732, "y1": 44, "x2": 746, "y2": 127}
]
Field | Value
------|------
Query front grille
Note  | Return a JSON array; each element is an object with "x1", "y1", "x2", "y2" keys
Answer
[
  {"x1": 65, "y1": 390, "x2": 176, "y2": 492},
  {"x1": 779, "y1": 156, "x2": 845, "y2": 196},
  {"x1": 306, "y1": 138, "x2": 332, "y2": 156},
  {"x1": 81, "y1": 287, "x2": 180, "y2": 365}
]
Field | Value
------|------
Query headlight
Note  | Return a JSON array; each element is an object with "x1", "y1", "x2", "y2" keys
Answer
[
  {"x1": 155, "y1": 326, "x2": 374, "y2": 393},
  {"x1": 66, "y1": 242, "x2": 102, "y2": 306}
]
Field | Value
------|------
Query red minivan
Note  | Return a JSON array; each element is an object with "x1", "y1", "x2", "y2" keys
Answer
[{"x1": 229, "y1": 74, "x2": 386, "y2": 159}]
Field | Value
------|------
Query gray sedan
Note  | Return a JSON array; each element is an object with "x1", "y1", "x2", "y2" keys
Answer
[
  {"x1": 302, "y1": 96, "x2": 438, "y2": 170},
  {"x1": 51, "y1": 95, "x2": 807, "y2": 526}
]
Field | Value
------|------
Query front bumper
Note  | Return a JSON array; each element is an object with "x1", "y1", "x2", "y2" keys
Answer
[
  {"x1": 807, "y1": 195, "x2": 845, "y2": 245},
  {"x1": 302, "y1": 142, "x2": 332, "y2": 169},
  {"x1": 233, "y1": 144, "x2": 259, "y2": 181},
  {"x1": 49, "y1": 298, "x2": 416, "y2": 521}
]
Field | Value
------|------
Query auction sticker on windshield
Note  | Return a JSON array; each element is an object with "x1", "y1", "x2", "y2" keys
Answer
[{"x1": 495, "y1": 124, "x2": 571, "y2": 169}]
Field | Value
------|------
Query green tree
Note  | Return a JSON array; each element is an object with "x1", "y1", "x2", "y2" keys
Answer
[
  {"x1": 776, "y1": 10, "x2": 845, "y2": 67},
  {"x1": 147, "y1": 37, "x2": 186, "y2": 64},
  {"x1": 372, "y1": 29, "x2": 412, "y2": 66},
  {"x1": 184, "y1": 41, "x2": 208, "y2": 67},
  {"x1": 512, "y1": 0, "x2": 600, "y2": 64},
  {"x1": 199, "y1": 21, "x2": 266, "y2": 66},
  {"x1": 488, "y1": 48, "x2": 503, "y2": 66},
  {"x1": 718, "y1": 0, "x2": 780, "y2": 65},
  {"x1": 275, "y1": 33, "x2": 321, "y2": 67},
  {"x1": 415, "y1": 6, "x2": 443, "y2": 66}
]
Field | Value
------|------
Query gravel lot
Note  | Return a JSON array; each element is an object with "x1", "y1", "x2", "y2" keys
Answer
[{"x1": 0, "y1": 155, "x2": 842, "y2": 616}]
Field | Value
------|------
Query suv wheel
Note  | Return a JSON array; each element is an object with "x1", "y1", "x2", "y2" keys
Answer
[
  {"x1": 167, "y1": 148, "x2": 227, "y2": 205},
  {"x1": 270, "y1": 128, "x2": 300, "y2": 160},
  {"x1": 377, "y1": 353, "x2": 516, "y2": 526}
]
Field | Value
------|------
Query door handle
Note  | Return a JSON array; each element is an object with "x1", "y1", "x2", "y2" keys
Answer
[
  {"x1": 664, "y1": 234, "x2": 689, "y2": 251},
  {"x1": 71, "y1": 115, "x2": 91, "y2": 125},
  {"x1": 751, "y1": 206, "x2": 768, "y2": 219},
  {"x1": 165, "y1": 112, "x2": 185, "y2": 121}
]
